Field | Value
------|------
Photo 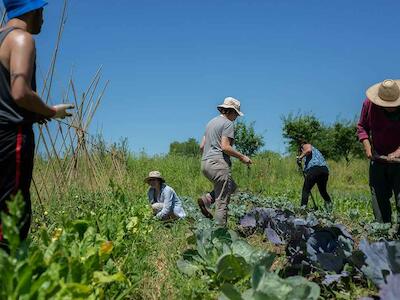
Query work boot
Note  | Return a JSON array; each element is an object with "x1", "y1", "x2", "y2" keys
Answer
[{"x1": 198, "y1": 193, "x2": 214, "y2": 219}]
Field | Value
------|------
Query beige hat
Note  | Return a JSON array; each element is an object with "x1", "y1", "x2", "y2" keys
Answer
[
  {"x1": 366, "y1": 79, "x2": 400, "y2": 107},
  {"x1": 217, "y1": 97, "x2": 244, "y2": 116},
  {"x1": 144, "y1": 171, "x2": 165, "y2": 184}
]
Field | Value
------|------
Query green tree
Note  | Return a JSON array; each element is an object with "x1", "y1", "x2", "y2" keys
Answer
[
  {"x1": 169, "y1": 138, "x2": 200, "y2": 157},
  {"x1": 282, "y1": 113, "x2": 322, "y2": 154},
  {"x1": 331, "y1": 121, "x2": 363, "y2": 162},
  {"x1": 234, "y1": 120, "x2": 265, "y2": 157},
  {"x1": 282, "y1": 113, "x2": 363, "y2": 162}
]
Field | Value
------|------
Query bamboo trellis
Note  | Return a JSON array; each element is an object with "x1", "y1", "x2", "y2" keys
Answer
[{"x1": 25, "y1": 1, "x2": 127, "y2": 206}]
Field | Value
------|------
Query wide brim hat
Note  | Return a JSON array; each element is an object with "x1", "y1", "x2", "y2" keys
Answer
[
  {"x1": 217, "y1": 96, "x2": 244, "y2": 116},
  {"x1": 5, "y1": 0, "x2": 48, "y2": 19},
  {"x1": 144, "y1": 171, "x2": 165, "y2": 184},
  {"x1": 366, "y1": 79, "x2": 400, "y2": 108}
]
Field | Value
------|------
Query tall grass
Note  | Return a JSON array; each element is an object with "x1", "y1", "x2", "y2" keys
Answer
[{"x1": 120, "y1": 153, "x2": 372, "y2": 221}]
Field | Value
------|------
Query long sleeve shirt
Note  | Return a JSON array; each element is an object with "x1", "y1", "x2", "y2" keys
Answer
[
  {"x1": 147, "y1": 184, "x2": 186, "y2": 220},
  {"x1": 357, "y1": 98, "x2": 400, "y2": 156}
]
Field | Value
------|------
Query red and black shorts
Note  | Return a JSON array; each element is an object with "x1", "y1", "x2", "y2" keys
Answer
[{"x1": 0, "y1": 125, "x2": 34, "y2": 243}]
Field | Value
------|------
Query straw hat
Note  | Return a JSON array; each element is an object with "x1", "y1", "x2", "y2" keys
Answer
[
  {"x1": 144, "y1": 171, "x2": 165, "y2": 184},
  {"x1": 366, "y1": 79, "x2": 400, "y2": 107},
  {"x1": 217, "y1": 97, "x2": 244, "y2": 116}
]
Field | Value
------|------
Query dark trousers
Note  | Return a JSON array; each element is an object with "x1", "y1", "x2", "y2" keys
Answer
[
  {"x1": 369, "y1": 160, "x2": 400, "y2": 223},
  {"x1": 0, "y1": 125, "x2": 34, "y2": 243},
  {"x1": 301, "y1": 166, "x2": 332, "y2": 206}
]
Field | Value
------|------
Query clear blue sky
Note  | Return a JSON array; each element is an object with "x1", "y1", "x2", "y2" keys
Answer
[{"x1": 12, "y1": 0, "x2": 400, "y2": 154}]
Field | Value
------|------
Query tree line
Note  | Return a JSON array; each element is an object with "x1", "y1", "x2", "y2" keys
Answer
[{"x1": 169, "y1": 114, "x2": 364, "y2": 162}]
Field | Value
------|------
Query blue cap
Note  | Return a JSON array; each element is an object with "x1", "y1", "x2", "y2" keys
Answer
[{"x1": 3, "y1": 0, "x2": 48, "y2": 19}]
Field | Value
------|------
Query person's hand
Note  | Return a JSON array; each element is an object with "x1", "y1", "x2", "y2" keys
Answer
[
  {"x1": 52, "y1": 104, "x2": 74, "y2": 119},
  {"x1": 33, "y1": 113, "x2": 51, "y2": 125},
  {"x1": 37, "y1": 117, "x2": 50, "y2": 125},
  {"x1": 240, "y1": 155, "x2": 252, "y2": 165},
  {"x1": 362, "y1": 139, "x2": 373, "y2": 160},
  {"x1": 365, "y1": 147, "x2": 373, "y2": 160},
  {"x1": 388, "y1": 148, "x2": 400, "y2": 161}
]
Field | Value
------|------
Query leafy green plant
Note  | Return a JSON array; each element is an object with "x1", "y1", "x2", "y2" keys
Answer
[
  {"x1": 0, "y1": 195, "x2": 125, "y2": 299},
  {"x1": 358, "y1": 239, "x2": 400, "y2": 286},
  {"x1": 177, "y1": 225, "x2": 275, "y2": 287},
  {"x1": 220, "y1": 265, "x2": 320, "y2": 300}
]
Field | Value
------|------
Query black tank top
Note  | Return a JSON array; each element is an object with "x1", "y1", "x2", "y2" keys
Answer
[{"x1": 0, "y1": 27, "x2": 37, "y2": 127}]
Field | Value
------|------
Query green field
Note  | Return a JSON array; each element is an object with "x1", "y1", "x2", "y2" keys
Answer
[{"x1": 1, "y1": 153, "x2": 390, "y2": 299}]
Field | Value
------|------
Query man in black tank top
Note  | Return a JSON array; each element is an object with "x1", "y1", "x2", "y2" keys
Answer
[{"x1": 0, "y1": 0, "x2": 74, "y2": 246}]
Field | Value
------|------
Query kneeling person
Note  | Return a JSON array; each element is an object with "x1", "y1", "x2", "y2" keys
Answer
[{"x1": 145, "y1": 171, "x2": 186, "y2": 220}]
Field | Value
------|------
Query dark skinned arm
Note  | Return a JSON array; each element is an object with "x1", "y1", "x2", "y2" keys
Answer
[{"x1": 9, "y1": 30, "x2": 73, "y2": 118}]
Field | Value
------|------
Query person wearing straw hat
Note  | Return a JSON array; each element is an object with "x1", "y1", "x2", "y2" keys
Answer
[
  {"x1": 198, "y1": 97, "x2": 252, "y2": 226},
  {"x1": 0, "y1": 0, "x2": 74, "y2": 244},
  {"x1": 145, "y1": 171, "x2": 186, "y2": 220},
  {"x1": 357, "y1": 79, "x2": 400, "y2": 223}
]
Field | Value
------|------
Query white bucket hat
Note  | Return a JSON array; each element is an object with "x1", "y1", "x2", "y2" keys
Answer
[
  {"x1": 366, "y1": 79, "x2": 400, "y2": 108},
  {"x1": 144, "y1": 171, "x2": 165, "y2": 184},
  {"x1": 217, "y1": 97, "x2": 244, "y2": 116}
]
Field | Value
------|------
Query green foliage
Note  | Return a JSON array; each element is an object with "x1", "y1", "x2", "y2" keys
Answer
[
  {"x1": 0, "y1": 193, "x2": 26, "y2": 256},
  {"x1": 282, "y1": 113, "x2": 363, "y2": 161},
  {"x1": 330, "y1": 121, "x2": 364, "y2": 162},
  {"x1": 0, "y1": 195, "x2": 125, "y2": 300},
  {"x1": 282, "y1": 113, "x2": 323, "y2": 154},
  {"x1": 169, "y1": 138, "x2": 200, "y2": 157},
  {"x1": 27, "y1": 154, "x2": 375, "y2": 299},
  {"x1": 177, "y1": 224, "x2": 275, "y2": 288},
  {"x1": 220, "y1": 266, "x2": 320, "y2": 300},
  {"x1": 234, "y1": 120, "x2": 265, "y2": 157}
]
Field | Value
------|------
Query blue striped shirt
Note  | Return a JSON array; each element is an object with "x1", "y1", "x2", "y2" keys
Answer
[
  {"x1": 147, "y1": 184, "x2": 186, "y2": 219},
  {"x1": 303, "y1": 146, "x2": 328, "y2": 172}
]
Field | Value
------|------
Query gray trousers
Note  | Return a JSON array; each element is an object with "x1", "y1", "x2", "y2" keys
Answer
[
  {"x1": 201, "y1": 159, "x2": 237, "y2": 226},
  {"x1": 369, "y1": 161, "x2": 400, "y2": 223}
]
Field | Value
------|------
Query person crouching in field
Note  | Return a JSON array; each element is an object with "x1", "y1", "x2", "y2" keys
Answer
[
  {"x1": 198, "y1": 97, "x2": 252, "y2": 227},
  {"x1": 357, "y1": 79, "x2": 400, "y2": 224},
  {"x1": 297, "y1": 141, "x2": 332, "y2": 210},
  {"x1": 145, "y1": 171, "x2": 186, "y2": 221}
]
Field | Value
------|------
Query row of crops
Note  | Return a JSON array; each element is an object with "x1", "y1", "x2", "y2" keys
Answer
[
  {"x1": 178, "y1": 193, "x2": 400, "y2": 300},
  {"x1": 0, "y1": 185, "x2": 154, "y2": 299},
  {"x1": 1, "y1": 188, "x2": 399, "y2": 299}
]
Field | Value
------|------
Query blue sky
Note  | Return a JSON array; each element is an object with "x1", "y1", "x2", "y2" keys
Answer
[{"x1": 9, "y1": 0, "x2": 400, "y2": 154}]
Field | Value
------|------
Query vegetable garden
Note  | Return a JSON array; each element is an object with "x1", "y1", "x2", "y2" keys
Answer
[
  {"x1": 1, "y1": 2, "x2": 399, "y2": 299},
  {"x1": 1, "y1": 153, "x2": 399, "y2": 299}
]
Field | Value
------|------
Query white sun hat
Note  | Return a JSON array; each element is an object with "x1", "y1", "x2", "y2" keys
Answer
[{"x1": 217, "y1": 97, "x2": 244, "y2": 116}]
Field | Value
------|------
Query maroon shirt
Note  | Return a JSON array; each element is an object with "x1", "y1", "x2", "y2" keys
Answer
[{"x1": 357, "y1": 98, "x2": 400, "y2": 155}]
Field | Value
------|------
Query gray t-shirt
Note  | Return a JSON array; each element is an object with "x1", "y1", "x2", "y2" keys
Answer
[{"x1": 202, "y1": 115, "x2": 235, "y2": 165}]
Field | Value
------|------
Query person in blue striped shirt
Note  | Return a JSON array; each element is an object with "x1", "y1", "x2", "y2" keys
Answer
[
  {"x1": 145, "y1": 171, "x2": 186, "y2": 220},
  {"x1": 297, "y1": 140, "x2": 332, "y2": 210}
]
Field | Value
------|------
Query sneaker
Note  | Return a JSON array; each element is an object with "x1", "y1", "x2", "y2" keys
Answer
[{"x1": 198, "y1": 195, "x2": 213, "y2": 219}]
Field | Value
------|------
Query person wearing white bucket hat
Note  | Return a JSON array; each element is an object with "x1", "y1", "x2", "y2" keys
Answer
[
  {"x1": 198, "y1": 97, "x2": 252, "y2": 226},
  {"x1": 145, "y1": 171, "x2": 186, "y2": 220},
  {"x1": 357, "y1": 79, "x2": 400, "y2": 224}
]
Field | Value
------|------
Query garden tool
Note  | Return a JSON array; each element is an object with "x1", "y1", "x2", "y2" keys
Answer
[{"x1": 372, "y1": 155, "x2": 400, "y2": 163}]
